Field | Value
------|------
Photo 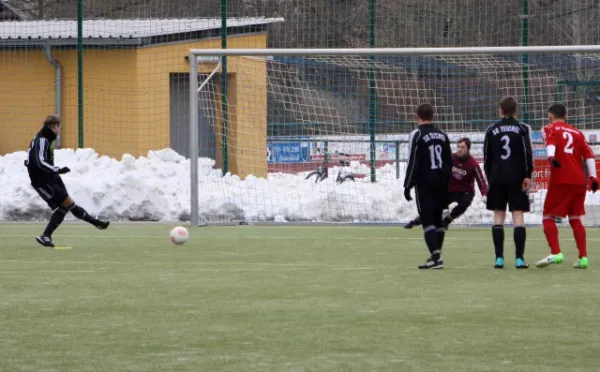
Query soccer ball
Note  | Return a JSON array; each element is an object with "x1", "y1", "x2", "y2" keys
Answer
[{"x1": 170, "y1": 226, "x2": 189, "y2": 245}]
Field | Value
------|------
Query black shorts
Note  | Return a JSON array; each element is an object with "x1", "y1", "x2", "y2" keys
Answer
[
  {"x1": 33, "y1": 178, "x2": 69, "y2": 210},
  {"x1": 416, "y1": 185, "x2": 447, "y2": 227},
  {"x1": 486, "y1": 183, "x2": 529, "y2": 212}
]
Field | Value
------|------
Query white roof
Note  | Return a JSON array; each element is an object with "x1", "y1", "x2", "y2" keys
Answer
[{"x1": 0, "y1": 17, "x2": 284, "y2": 40}]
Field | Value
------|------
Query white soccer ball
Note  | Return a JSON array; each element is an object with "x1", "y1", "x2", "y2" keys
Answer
[{"x1": 170, "y1": 226, "x2": 189, "y2": 245}]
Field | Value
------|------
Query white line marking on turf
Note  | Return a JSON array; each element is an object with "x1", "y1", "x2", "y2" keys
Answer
[
  {"x1": 5, "y1": 234, "x2": 600, "y2": 242},
  {"x1": 0, "y1": 260, "x2": 524, "y2": 270}
]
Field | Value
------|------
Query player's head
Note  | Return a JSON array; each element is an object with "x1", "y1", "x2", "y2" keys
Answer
[
  {"x1": 43, "y1": 114, "x2": 61, "y2": 134},
  {"x1": 499, "y1": 96, "x2": 518, "y2": 117},
  {"x1": 456, "y1": 137, "x2": 471, "y2": 157},
  {"x1": 415, "y1": 103, "x2": 435, "y2": 125},
  {"x1": 547, "y1": 103, "x2": 567, "y2": 123}
]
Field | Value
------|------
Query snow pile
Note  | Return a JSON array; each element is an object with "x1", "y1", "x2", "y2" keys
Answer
[{"x1": 2, "y1": 148, "x2": 600, "y2": 224}]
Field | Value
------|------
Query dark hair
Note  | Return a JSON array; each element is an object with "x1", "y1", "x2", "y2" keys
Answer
[
  {"x1": 457, "y1": 137, "x2": 471, "y2": 151},
  {"x1": 499, "y1": 96, "x2": 518, "y2": 117},
  {"x1": 548, "y1": 103, "x2": 567, "y2": 119},
  {"x1": 43, "y1": 114, "x2": 61, "y2": 127},
  {"x1": 415, "y1": 103, "x2": 435, "y2": 121}
]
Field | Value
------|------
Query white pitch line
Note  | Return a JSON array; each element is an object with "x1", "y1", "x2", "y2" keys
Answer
[
  {"x1": 5, "y1": 234, "x2": 600, "y2": 242},
  {"x1": 0, "y1": 260, "x2": 559, "y2": 271}
]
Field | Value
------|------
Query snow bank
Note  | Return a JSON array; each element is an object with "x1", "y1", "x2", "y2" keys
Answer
[{"x1": 2, "y1": 148, "x2": 600, "y2": 224}]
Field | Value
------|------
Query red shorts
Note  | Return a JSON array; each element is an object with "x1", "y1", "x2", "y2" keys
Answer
[{"x1": 543, "y1": 184, "x2": 587, "y2": 217}]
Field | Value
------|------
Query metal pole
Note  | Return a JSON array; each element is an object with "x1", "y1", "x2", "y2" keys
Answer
[
  {"x1": 189, "y1": 53, "x2": 199, "y2": 227},
  {"x1": 220, "y1": 0, "x2": 229, "y2": 176},
  {"x1": 77, "y1": 0, "x2": 84, "y2": 148},
  {"x1": 368, "y1": 0, "x2": 377, "y2": 183},
  {"x1": 43, "y1": 44, "x2": 62, "y2": 148},
  {"x1": 521, "y1": 0, "x2": 530, "y2": 123},
  {"x1": 190, "y1": 45, "x2": 600, "y2": 57},
  {"x1": 395, "y1": 141, "x2": 400, "y2": 179}
]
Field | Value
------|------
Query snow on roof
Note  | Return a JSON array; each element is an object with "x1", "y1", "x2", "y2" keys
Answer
[{"x1": 0, "y1": 17, "x2": 283, "y2": 40}]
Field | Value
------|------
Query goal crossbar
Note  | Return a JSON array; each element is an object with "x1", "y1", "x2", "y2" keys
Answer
[{"x1": 190, "y1": 45, "x2": 600, "y2": 57}]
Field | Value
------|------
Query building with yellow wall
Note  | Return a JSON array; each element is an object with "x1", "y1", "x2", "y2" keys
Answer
[{"x1": 0, "y1": 18, "x2": 281, "y2": 178}]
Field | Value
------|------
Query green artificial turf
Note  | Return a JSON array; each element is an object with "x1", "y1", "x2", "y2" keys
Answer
[{"x1": 1, "y1": 223, "x2": 599, "y2": 371}]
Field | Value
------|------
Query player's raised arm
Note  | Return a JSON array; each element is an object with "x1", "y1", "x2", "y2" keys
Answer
[{"x1": 404, "y1": 128, "x2": 421, "y2": 189}]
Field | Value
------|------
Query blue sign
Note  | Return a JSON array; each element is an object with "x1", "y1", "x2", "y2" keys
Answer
[{"x1": 267, "y1": 142, "x2": 309, "y2": 163}]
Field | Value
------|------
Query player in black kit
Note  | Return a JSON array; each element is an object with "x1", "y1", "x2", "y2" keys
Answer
[
  {"x1": 26, "y1": 115, "x2": 110, "y2": 248},
  {"x1": 483, "y1": 97, "x2": 533, "y2": 269},
  {"x1": 404, "y1": 104, "x2": 452, "y2": 269}
]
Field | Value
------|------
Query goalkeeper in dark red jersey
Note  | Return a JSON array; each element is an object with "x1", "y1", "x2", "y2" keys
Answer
[
  {"x1": 535, "y1": 104, "x2": 599, "y2": 269},
  {"x1": 405, "y1": 137, "x2": 488, "y2": 229}
]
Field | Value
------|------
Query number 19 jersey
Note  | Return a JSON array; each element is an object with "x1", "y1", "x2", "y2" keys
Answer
[
  {"x1": 542, "y1": 121, "x2": 593, "y2": 186},
  {"x1": 483, "y1": 117, "x2": 534, "y2": 185}
]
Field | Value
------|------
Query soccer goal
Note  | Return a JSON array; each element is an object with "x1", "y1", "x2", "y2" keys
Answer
[{"x1": 188, "y1": 46, "x2": 600, "y2": 227}]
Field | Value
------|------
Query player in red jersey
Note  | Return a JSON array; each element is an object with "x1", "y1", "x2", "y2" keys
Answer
[{"x1": 535, "y1": 104, "x2": 599, "y2": 269}]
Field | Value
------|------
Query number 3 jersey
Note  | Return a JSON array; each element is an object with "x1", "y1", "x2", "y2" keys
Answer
[
  {"x1": 483, "y1": 117, "x2": 534, "y2": 186},
  {"x1": 542, "y1": 121, "x2": 594, "y2": 186},
  {"x1": 404, "y1": 123, "x2": 452, "y2": 188}
]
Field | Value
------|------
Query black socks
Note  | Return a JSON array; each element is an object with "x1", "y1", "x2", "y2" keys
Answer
[
  {"x1": 43, "y1": 207, "x2": 68, "y2": 237},
  {"x1": 492, "y1": 225, "x2": 504, "y2": 259},
  {"x1": 70, "y1": 205, "x2": 99, "y2": 226},
  {"x1": 514, "y1": 226, "x2": 526, "y2": 260}
]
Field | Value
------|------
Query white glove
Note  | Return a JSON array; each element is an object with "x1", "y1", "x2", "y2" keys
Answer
[{"x1": 481, "y1": 196, "x2": 487, "y2": 204}]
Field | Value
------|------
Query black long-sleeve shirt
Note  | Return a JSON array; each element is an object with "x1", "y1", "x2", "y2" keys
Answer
[
  {"x1": 404, "y1": 123, "x2": 452, "y2": 189},
  {"x1": 25, "y1": 126, "x2": 60, "y2": 185},
  {"x1": 483, "y1": 117, "x2": 533, "y2": 186}
]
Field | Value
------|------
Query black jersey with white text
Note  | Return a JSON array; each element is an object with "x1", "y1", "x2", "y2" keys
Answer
[
  {"x1": 404, "y1": 123, "x2": 452, "y2": 189},
  {"x1": 483, "y1": 117, "x2": 533, "y2": 185}
]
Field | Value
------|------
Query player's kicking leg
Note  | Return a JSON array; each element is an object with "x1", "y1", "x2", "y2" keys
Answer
[{"x1": 36, "y1": 196, "x2": 109, "y2": 248}]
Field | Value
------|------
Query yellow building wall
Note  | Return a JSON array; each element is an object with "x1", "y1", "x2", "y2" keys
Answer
[
  {"x1": 0, "y1": 33, "x2": 268, "y2": 178},
  {"x1": 136, "y1": 33, "x2": 268, "y2": 178},
  {"x1": 0, "y1": 50, "x2": 55, "y2": 154},
  {"x1": 54, "y1": 49, "x2": 138, "y2": 158}
]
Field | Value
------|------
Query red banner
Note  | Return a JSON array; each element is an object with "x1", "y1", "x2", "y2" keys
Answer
[{"x1": 533, "y1": 159, "x2": 600, "y2": 191}]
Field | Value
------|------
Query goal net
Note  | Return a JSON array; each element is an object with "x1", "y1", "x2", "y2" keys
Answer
[{"x1": 190, "y1": 47, "x2": 600, "y2": 226}]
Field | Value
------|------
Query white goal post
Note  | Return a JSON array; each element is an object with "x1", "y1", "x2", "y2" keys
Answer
[{"x1": 188, "y1": 46, "x2": 600, "y2": 227}]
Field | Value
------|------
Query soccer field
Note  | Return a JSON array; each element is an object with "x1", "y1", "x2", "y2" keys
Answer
[{"x1": 2, "y1": 224, "x2": 600, "y2": 371}]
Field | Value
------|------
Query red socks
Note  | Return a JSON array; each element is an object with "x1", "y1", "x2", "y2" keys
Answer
[
  {"x1": 569, "y1": 218, "x2": 587, "y2": 259},
  {"x1": 543, "y1": 218, "x2": 561, "y2": 255},
  {"x1": 543, "y1": 217, "x2": 588, "y2": 258}
]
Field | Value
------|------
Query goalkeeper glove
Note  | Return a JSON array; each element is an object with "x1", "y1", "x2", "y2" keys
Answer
[
  {"x1": 58, "y1": 167, "x2": 70, "y2": 174},
  {"x1": 404, "y1": 187, "x2": 413, "y2": 202},
  {"x1": 548, "y1": 156, "x2": 561, "y2": 168},
  {"x1": 590, "y1": 177, "x2": 599, "y2": 193}
]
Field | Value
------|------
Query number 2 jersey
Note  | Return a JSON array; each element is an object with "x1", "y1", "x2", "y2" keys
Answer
[
  {"x1": 483, "y1": 117, "x2": 534, "y2": 185},
  {"x1": 404, "y1": 123, "x2": 452, "y2": 188},
  {"x1": 542, "y1": 121, "x2": 594, "y2": 186}
]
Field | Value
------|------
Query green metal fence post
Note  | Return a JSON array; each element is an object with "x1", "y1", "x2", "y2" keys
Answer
[
  {"x1": 521, "y1": 0, "x2": 530, "y2": 124},
  {"x1": 368, "y1": 0, "x2": 377, "y2": 182},
  {"x1": 221, "y1": 0, "x2": 229, "y2": 175},
  {"x1": 77, "y1": 0, "x2": 83, "y2": 147},
  {"x1": 395, "y1": 141, "x2": 400, "y2": 179}
]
